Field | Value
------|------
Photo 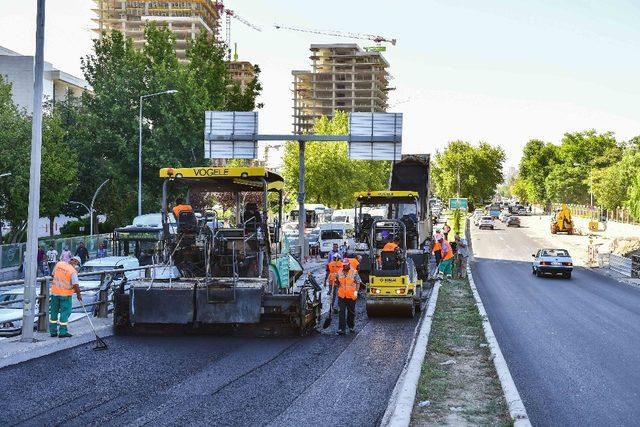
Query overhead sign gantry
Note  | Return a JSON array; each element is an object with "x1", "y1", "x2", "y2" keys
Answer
[{"x1": 203, "y1": 110, "x2": 403, "y2": 257}]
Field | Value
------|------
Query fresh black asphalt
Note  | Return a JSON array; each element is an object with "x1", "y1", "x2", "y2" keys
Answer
[
  {"x1": 1, "y1": 291, "x2": 421, "y2": 426},
  {"x1": 470, "y1": 220, "x2": 640, "y2": 426}
]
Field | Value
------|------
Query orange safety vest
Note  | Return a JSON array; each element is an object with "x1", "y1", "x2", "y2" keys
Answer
[
  {"x1": 172, "y1": 204, "x2": 194, "y2": 219},
  {"x1": 441, "y1": 241, "x2": 454, "y2": 261},
  {"x1": 50, "y1": 262, "x2": 76, "y2": 296},
  {"x1": 335, "y1": 268, "x2": 358, "y2": 300},
  {"x1": 382, "y1": 242, "x2": 398, "y2": 252},
  {"x1": 348, "y1": 258, "x2": 360, "y2": 270},
  {"x1": 433, "y1": 241, "x2": 441, "y2": 253},
  {"x1": 327, "y1": 260, "x2": 343, "y2": 286}
]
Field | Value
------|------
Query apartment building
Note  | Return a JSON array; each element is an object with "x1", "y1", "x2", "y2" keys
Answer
[
  {"x1": 227, "y1": 60, "x2": 256, "y2": 88},
  {"x1": 292, "y1": 43, "x2": 390, "y2": 134},
  {"x1": 0, "y1": 46, "x2": 90, "y2": 114},
  {"x1": 92, "y1": 0, "x2": 221, "y2": 61}
]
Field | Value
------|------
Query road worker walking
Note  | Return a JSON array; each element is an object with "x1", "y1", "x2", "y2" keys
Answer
[
  {"x1": 49, "y1": 256, "x2": 82, "y2": 338},
  {"x1": 333, "y1": 258, "x2": 363, "y2": 335}
]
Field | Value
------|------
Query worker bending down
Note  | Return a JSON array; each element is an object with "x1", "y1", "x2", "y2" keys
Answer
[
  {"x1": 332, "y1": 258, "x2": 364, "y2": 335},
  {"x1": 382, "y1": 236, "x2": 401, "y2": 252},
  {"x1": 49, "y1": 256, "x2": 82, "y2": 338}
]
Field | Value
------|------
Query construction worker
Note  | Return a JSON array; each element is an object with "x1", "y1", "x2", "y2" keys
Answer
[
  {"x1": 327, "y1": 242, "x2": 341, "y2": 261},
  {"x1": 348, "y1": 254, "x2": 362, "y2": 271},
  {"x1": 49, "y1": 256, "x2": 82, "y2": 338},
  {"x1": 172, "y1": 197, "x2": 194, "y2": 220},
  {"x1": 333, "y1": 258, "x2": 363, "y2": 335},
  {"x1": 438, "y1": 236, "x2": 454, "y2": 278},
  {"x1": 432, "y1": 237, "x2": 442, "y2": 267},
  {"x1": 324, "y1": 255, "x2": 344, "y2": 312},
  {"x1": 382, "y1": 236, "x2": 401, "y2": 252}
]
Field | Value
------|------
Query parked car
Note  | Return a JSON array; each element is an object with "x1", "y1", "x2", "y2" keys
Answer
[
  {"x1": 478, "y1": 216, "x2": 495, "y2": 230},
  {"x1": 532, "y1": 248, "x2": 573, "y2": 278},
  {"x1": 506, "y1": 216, "x2": 521, "y2": 227}
]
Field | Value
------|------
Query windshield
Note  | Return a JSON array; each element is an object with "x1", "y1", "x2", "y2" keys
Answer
[
  {"x1": 321, "y1": 230, "x2": 344, "y2": 240},
  {"x1": 541, "y1": 249, "x2": 570, "y2": 257},
  {"x1": 79, "y1": 265, "x2": 121, "y2": 281},
  {"x1": 481, "y1": 217, "x2": 492, "y2": 221}
]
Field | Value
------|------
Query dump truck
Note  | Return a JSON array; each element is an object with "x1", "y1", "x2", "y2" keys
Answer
[
  {"x1": 365, "y1": 219, "x2": 422, "y2": 318},
  {"x1": 113, "y1": 166, "x2": 321, "y2": 336},
  {"x1": 551, "y1": 203, "x2": 574, "y2": 234}
]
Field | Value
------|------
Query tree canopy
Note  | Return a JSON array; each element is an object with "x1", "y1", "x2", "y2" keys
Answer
[
  {"x1": 431, "y1": 140, "x2": 505, "y2": 204},
  {"x1": 282, "y1": 111, "x2": 391, "y2": 209}
]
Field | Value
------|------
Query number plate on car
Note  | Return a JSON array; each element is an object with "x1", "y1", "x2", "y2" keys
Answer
[{"x1": 552, "y1": 262, "x2": 561, "y2": 265}]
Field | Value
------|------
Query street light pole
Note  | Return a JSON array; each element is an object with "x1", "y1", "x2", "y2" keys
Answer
[
  {"x1": 21, "y1": 0, "x2": 46, "y2": 341},
  {"x1": 0, "y1": 172, "x2": 11, "y2": 178},
  {"x1": 90, "y1": 179, "x2": 110, "y2": 235},
  {"x1": 138, "y1": 90, "x2": 178, "y2": 216}
]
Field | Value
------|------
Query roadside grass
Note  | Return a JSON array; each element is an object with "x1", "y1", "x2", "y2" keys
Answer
[{"x1": 411, "y1": 277, "x2": 511, "y2": 426}]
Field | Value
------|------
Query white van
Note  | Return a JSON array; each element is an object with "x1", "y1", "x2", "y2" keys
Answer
[
  {"x1": 331, "y1": 209, "x2": 355, "y2": 224},
  {"x1": 318, "y1": 223, "x2": 354, "y2": 257}
]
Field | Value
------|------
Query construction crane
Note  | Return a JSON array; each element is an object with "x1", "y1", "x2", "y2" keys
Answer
[
  {"x1": 215, "y1": 2, "x2": 261, "y2": 60},
  {"x1": 274, "y1": 24, "x2": 396, "y2": 51}
]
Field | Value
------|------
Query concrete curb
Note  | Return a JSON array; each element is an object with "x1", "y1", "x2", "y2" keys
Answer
[
  {"x1": 467, "y1": 262, "x2": 531, "y2": 426},
  {"x1": 380, "y1": 280, "x2": 441, "y2": 427},
  {"x1": 0, "y1": 323, "x2": 114, "y2": 370}
]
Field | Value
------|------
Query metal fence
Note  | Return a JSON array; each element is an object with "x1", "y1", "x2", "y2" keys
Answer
[
  {"x1": 609, "y1": 253, "x2": 632, "y2": 277},
  {"x1": 549, "y1": 203, "x2": 639, "y2": 225},
  {"x1": 0, "y1": 264, "x2": 160, "y2": 338},
  {"x1": 0, "y1": 234, "x2": 113, "y2": 280}
]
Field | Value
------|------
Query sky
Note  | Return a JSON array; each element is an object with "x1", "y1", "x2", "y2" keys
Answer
[{"x1": 0, "y1": 0, "x2": 639, "y2": 169}]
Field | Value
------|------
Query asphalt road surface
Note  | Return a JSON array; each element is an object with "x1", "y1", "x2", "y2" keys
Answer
[
  {"x1": 1, "y1": 283, "x2": 424, "y2": 426},
  {"x1": 470, "y1": 218, "x2": 640, "y2": 426}
]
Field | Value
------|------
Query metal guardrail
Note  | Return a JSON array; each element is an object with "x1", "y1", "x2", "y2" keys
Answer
[
  {"x1": 609, "y1": 254, "x2": 632, "y2": 277},
  {"x1": 0, "y1": 264, "x2": 164, "y2": 337}
]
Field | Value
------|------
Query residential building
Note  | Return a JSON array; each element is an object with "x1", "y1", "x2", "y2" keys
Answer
[
  {"x1": 292, "y1": 43, "x2": 390, "y2": 134},
  {"x1": 227, "y1": 60, "x2": 256, "y2": 88},
  {"x1": 0, "y1": 46, "x2": 90, "y2": 114},
  {"x1": 92, "y1": 0, "x2": 221, "y2": 61}
]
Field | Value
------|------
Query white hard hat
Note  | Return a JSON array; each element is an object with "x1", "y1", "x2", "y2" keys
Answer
[{"x1": 71, "y1": 255, "x2": 82, "y2": 264}]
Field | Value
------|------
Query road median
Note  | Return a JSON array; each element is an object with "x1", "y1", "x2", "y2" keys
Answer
[{"x1": 411, "y1": 274, "x2": 515, "y2": 426}]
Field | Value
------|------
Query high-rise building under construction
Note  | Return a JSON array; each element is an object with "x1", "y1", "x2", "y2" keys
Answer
[
  {"x1": 292, "y1": 43, "x2": 390, "y2": 134},
  {"x1": 92, "y1": 1, "x2": 221, "y2": 61}
]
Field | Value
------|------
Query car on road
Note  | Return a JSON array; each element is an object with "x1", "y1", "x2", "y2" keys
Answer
[
  {"x1": 478, "y1": 216, "x2": 494, "y2": 230},
  {"x1": 506, "y1": 216, "x2": 521, "y2": 227},
  {"x1": 532, "y1": 248, "x2": 573, "y2": 278},
  {"x1": 516, "y1": 207, "x2": 528, "y2": 216},
  {"x1": 499, "y1": 211, "x2": 511, "y2": 222},
  {"x1": 472, "y1": 210, "x2": 484, "y2": 226}
]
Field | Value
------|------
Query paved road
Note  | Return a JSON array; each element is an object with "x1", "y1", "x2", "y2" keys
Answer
[
  {"x1": 470, "y1": 218, "x2": 640, "y2": 426},
  {"x1": 1, "y1": 287, "x2": 423, "y2": 426}
]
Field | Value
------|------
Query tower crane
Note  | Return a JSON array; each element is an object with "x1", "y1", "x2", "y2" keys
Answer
[
  {"x1": 215, "y1": 2, "x2": 261, "y2": 60},
  {"x1": 274, "y1": 24, "x2": 396, "y2": 51}
]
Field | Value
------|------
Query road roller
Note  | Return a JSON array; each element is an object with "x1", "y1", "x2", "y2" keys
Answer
[{"x1": 365, "y1": 219, "x2": 423, "y2": 318}]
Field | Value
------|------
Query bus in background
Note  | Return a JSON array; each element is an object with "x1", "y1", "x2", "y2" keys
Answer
[{"x1": 331, "y1": 208, "x2": 355, "y2": 224}]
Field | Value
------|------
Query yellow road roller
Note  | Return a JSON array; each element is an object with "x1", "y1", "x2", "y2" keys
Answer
[{"x1": 366, "y1": 219, "x2": 423, "y2": 318}]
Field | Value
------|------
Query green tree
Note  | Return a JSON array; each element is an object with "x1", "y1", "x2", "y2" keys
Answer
[
  {"x1": 544, "y1": 163, "x2": 589, "y2": 204},
  {"x1": 282, "y1": 111, "x2": 391, "y2": 208},
  {"x1": 629, "y1": 175, "x2": 640, "y2": 221},
  {"x1": 76, "y1": 23, "x2": 262, "y2": 226},
  {"x1": 517, "y1": 139, "x2": 559, "y2": 203},
  {"x1": 431, "y1": 140, "x2": 505, "y2": 204},
  {"x1": 0, "y1": 77, "x2": 79, "y2": 241}
]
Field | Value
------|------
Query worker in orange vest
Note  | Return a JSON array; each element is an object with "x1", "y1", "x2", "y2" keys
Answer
[
  {"x1": 438, "y1": 237, "x2": 455, "y2": 278},
  {"x1": 49, "y1": 256, "x2": 82, "y2": 338},
  {"x1": 333, "y1": 258, "x2": 363, "y2": 335},
  {"x1": 382, "y1": 236, "x2": 401, "y2": 252},
  {"x1": 432, "y1": 238, "x2": 442, "y2": 266},
  {"x1": 324, "y1": 255, "x2": 344, "y2": 313},
  {"x1": 348, "y1": 254, "x2": 362, "y2": 271},
  {"x1": 172, "y1": 197, "x2": 194, "y2": 220}
]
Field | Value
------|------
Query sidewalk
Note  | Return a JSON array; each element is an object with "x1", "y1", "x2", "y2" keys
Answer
[{"x1": 0, "y1": 315, "x2": 112, "y2": 369}]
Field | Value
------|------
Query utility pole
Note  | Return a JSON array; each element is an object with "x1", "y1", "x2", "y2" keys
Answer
[
  {"x1": 90, "y1": 179, "x2": 110, "y2": 235},
  {"x1": 21, "y1": 0, "x2": 46, "y2": 341},
  {"x1": 297, "y1": 140, "x2": 307, "y2": 259}
]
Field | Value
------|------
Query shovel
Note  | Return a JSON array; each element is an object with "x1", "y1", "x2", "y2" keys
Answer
[
  {"x1": 322, "y1": 285, "x2": 335, "y2": 329},
  {"x1": 80, "y1": 299, "x2": 108, "y2": 351}
]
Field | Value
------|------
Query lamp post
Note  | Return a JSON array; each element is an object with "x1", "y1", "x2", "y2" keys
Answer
[
  {"x1": 69, "y1": 178, "x2": 110, "y2": 236},
  {"x1": 0, "y1": 172, "x2": 11, "y2": 178},
  {"x1": 138, "y1": 90, "x2": 178, "y2": 216},
  {"x1": 21, "y1": 0, "x2": 46, "y2": 341}
]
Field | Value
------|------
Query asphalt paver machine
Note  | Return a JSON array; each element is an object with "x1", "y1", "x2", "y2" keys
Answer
[
  {"x1": 365, "y1": 219, "x2": 423, "y2": 318},
  {"x1": 113, "y1": 166, "x2": 321, "y2": 336}
]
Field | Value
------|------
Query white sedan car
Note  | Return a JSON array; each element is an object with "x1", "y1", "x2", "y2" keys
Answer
[
  {"x1": 478, "y1": 216, "x2": 494, "y2": 230},
  {"x1": 532, "y1": 248, "x2": 573, "y2": 279}
]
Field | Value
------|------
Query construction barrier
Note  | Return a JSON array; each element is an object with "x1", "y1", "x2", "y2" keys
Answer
[{"x1": 609, "y1": 254, "x2": 632, "y2": 277}]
